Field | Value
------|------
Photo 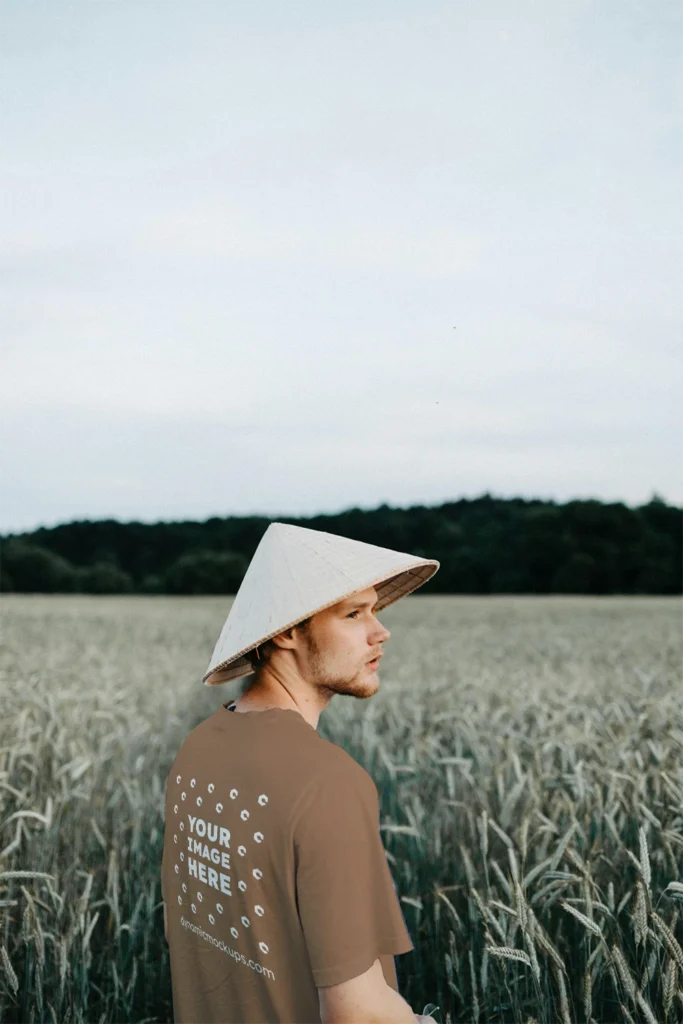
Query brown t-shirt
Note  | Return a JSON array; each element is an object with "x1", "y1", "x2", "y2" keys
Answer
[{"x1": 161, "y1": 700, "x2": 414, "y2": 1023}]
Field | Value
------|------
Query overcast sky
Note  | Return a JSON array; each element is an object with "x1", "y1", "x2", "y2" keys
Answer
[{"x1": 1, "y1": 0, "x2": 681, "y2": 535}]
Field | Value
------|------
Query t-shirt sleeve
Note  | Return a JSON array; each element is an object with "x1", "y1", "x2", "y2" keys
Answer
[{"x1": 294, "y1": 765, "x2": 414, "y2": 988}]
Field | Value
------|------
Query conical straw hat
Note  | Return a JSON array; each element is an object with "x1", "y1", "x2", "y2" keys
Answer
[{"x1": 202, "y1": 521, "x2": 439, "y2": 686}]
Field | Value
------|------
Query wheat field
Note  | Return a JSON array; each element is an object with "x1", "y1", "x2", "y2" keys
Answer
[{"x1": 0, "y1": 593, "x2": 681, "y2": 1024}]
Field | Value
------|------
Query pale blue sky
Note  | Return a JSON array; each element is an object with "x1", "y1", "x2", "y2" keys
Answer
[{"x1": 1, "y1": 0, "x2": 681, "y2": 534}]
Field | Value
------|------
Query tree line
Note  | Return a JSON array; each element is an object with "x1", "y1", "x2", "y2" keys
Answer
[{"x1": 0, "y1": 493, "x2": 680, "y2": 595}]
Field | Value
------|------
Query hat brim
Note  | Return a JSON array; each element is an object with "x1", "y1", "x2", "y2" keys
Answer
[{"x1": 203, "y1": 560, "x2": 438, "y2": 686}]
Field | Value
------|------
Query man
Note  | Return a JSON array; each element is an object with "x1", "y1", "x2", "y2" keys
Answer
[{"x1": 161, "y1": 521, "x2": 439, "y2": 1023}]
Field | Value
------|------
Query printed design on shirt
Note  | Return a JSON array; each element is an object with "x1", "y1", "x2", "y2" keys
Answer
[{"x1": 170, "y1": 772, "x2": 272, "y2": 956}]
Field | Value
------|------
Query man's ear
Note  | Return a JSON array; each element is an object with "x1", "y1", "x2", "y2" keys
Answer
[{"x1": 270, "y1": 626, "x2": 297, "y2": 651}]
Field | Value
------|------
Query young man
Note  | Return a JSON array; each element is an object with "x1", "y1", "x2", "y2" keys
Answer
[{"x1": 161, "y1": 521, "x2": 439, "y2": 1023}]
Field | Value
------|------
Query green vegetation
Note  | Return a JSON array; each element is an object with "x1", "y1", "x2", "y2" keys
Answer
[
  {"x1": 0, "y1": 594, "x2": 681, "y2": 1023},
  {"x1": 1, "y1": 493, "x2": 680, "y2": 596}
]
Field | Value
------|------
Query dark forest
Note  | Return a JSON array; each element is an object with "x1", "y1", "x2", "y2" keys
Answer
[{"x1": 1, "y1": 493, "x2": 680, "y2": 595}]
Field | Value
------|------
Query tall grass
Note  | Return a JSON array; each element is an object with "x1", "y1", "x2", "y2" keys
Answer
[{"x1": 1, "y1": 594, "x2": 681, "y2": 1023}]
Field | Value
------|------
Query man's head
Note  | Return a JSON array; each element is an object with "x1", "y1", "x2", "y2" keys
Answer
[{"x1": 241, "y1": 585, "x2": 391, "y2": 712}]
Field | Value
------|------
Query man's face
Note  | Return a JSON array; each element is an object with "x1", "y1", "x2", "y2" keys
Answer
[{"x1": 295, "y1": 586, "x2": 391, "y2": 702}]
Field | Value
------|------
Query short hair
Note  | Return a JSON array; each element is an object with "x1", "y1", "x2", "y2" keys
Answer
[{"x1": 244, "y1": 615, "x2": 313, "y2": 670}]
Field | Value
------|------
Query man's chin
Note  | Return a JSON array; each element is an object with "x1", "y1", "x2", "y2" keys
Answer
[{"x1": 352, "y1": 673, "x2": 380, "y2": 699}]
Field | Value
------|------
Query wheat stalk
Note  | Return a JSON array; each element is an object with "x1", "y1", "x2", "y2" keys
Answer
[
  {"x1": 486, "y1": 946, "x2": 532, "y2": 967},
  {"x1": 635, "y1": 990, "x2": 658, "y2": 1024},
  {"x1": 514, "y1": 882, "x2": 528, "y2": 933},
  {"x1": 553, "y1": 961, "x2": 571, "y2": 1024},
  {"x1": 611, "y1": 944, "x2": 638, "y2": 1003},
  {"x1": 469, "y1": 947, "x2": 480, "y2": 1024},
  {"x1": 638, "y1": 826, "x2": 651, "y2": 891},
  {"x1": 522, "y1": 929, "x2": 541, "y2": 984},
  {"x1": 664, "y1": 881, "x2": 683, "y2": 903},
  {"x1": 663, "y1": 957, "x2": 677, "y2": 1018},
  {"x1": 583, "y1": 965, "x2": 592, "y2": 1022},
  {"x1": 0, "y1": 944, "x2": 18, "y2": 995},
  {"x1": 619, "y1": 1002, "x2": 637, "y2": 1024},
  {"x1": 651, "y1": 912, "x2": 683, "y2": 970},
  {"x1": 633, "y1": 880, "x2": 648, "y2": 947},
  {"x1": 559, "y1": 899, "x2": 602, "y2": 936}
]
